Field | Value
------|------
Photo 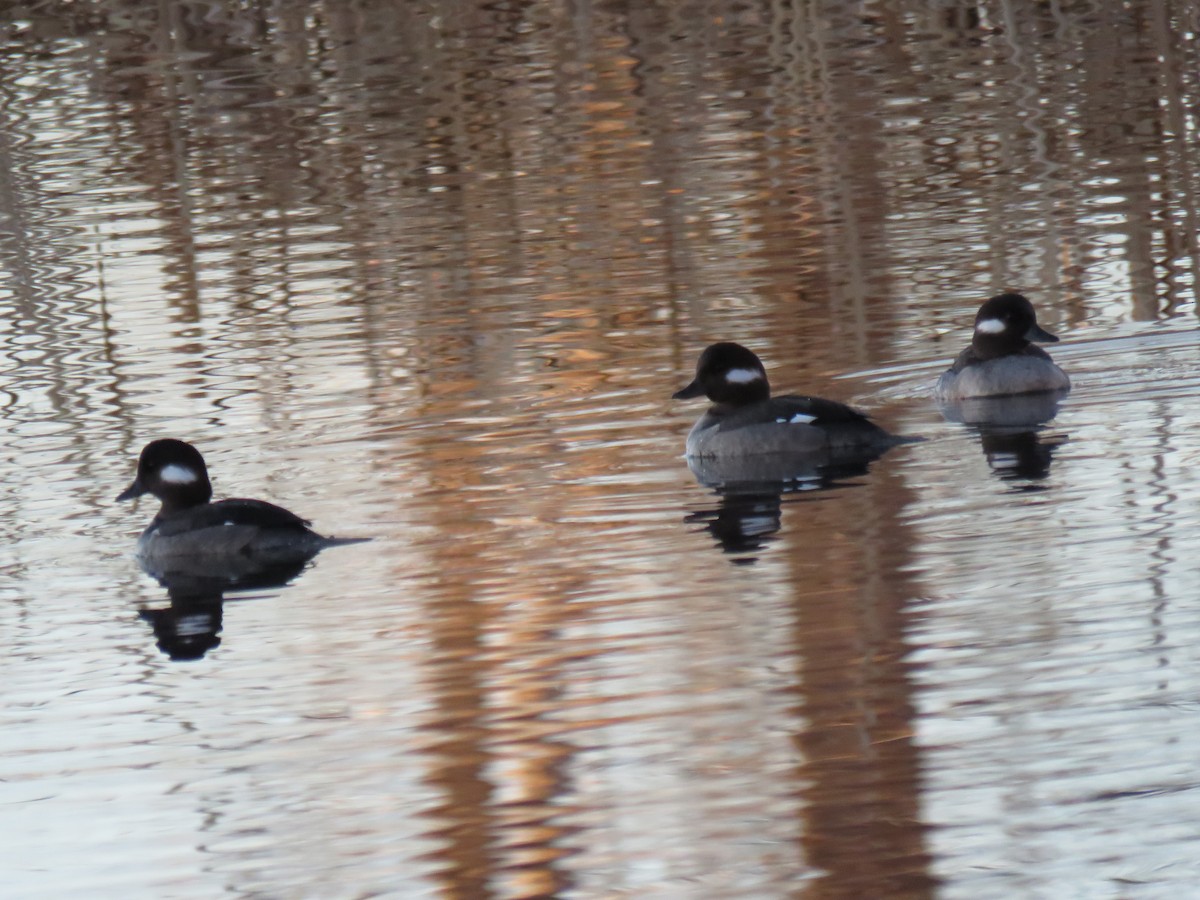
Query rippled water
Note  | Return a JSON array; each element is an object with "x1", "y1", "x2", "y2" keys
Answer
[{"x1": 3, "y1": 2, "x2": 1200, "y2": 897}]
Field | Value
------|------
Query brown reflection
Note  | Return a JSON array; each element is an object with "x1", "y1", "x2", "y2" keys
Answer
[
  {"x1": 418, "y1": 577, "x2": 500, "y2": 900},
  {"x1": 395, "y1": 422, "x2": 582, "y2": 900},
  {"x1": 787, "y1": 455, "x2": 935, "y2": 899},
  {"x1": 4, "y1": 0, "x2": 1200, "y2": 896}
]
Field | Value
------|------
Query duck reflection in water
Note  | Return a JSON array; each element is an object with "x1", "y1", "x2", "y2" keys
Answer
[
  {"x1": 682, "y1": 448, "x2": 893, "y2": 561},
  {"x1": 939, "y1": 392, "x2": 1069, "y2": 486},
  {"x1": 135, "y1": 554, "x2": 314, "y2": 661}
]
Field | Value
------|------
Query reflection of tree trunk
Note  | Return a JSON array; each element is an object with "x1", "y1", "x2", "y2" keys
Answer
[
  {"x1": 1073, "y1": 3, "x2": 1189, "y2": 321},
  {"x1": 420, "y1": 580, "x2": 500, "y2": 900},
  {"x1": 781, "y1": 18, "x2": 933, "y2": 888},
  {"x1": 790, "y1": 461, "x2": 936, "y2": 899},
  {"x1": 401, "y1": 424, "x2": 581, "y2": 898},
  {"x1": 1148, "y1": 1, "x2": 1200, "y2": 314}
]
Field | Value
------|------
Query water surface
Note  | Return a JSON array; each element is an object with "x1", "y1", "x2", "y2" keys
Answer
[{"x1": 2, "y1": 2, "x2": 1200, "y2": 897}]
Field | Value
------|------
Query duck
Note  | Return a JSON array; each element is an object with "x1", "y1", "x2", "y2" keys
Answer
[
  {"x1": 936, "y1": 292, "x2": 1070, "y2": 400},
  {"x1": 117, "y1": 438, "x2": 363, "y2": 563},
  {"x1": 672, "y1": 342, "x2": 902, "y2": 457}
]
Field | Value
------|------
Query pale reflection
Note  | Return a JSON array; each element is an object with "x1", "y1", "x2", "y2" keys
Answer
[
  {"x1": 939, "y1": 391, "x2": 1069, "y2": 484},
  {"x1": 139, "y1": 591, "x2": 225, "y2": 662},
  {"x1": 133, "y1": 555, "x2": 315, "y2": 661},
  {"x1": 685, "y1": 485, "x2": 785, "y2": 560},
  {"x1": 682, "y1": 447, "x2": 894, "y2": 560},
  {"x1": 977, "y1": 429, "x2": 1068, "y2": 484}
]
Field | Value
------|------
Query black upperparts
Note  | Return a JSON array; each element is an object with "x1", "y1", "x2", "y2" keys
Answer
[{"x1": 151, "y1": 498, "x2": 315, "y2": 537}]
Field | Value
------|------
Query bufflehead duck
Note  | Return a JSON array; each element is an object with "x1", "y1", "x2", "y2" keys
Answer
[
  {"x1": 936, "y1": 293, "x2": 1070, "y2": 400},
  {"x1": 672, "y1": 342, "x2": 901, "y2": 457},
  {"x1": 117, "y1": 439, "x2": 362, "y2": 563}
]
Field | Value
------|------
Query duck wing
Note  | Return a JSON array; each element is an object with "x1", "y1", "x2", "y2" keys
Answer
[
  {"x1": 154, "y1": 498, "x2": 313, "y2": 537},
  {"x1": 764, "y1": 394, "x2": 874, "y2": 426}
]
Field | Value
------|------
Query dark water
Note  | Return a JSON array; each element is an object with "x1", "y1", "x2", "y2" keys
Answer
[{"x1": 2, "y1": 2, "x2": 1200, "y2": 897}]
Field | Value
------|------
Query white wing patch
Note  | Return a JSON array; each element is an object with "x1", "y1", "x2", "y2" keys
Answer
[
  {"x1": 781, "y1": 412, "x2": 817, "y2": 424},
  {"x1": 975, "y1": 317, "x2": 1006, "y2": 335},
  {"x1": 160, "y1": 464, "x2": 199, "y2": 484},
  {"x1": 724, "y1": 367, "x2": 764, "y2": 384}
]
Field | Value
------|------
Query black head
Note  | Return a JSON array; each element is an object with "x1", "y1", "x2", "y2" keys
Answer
[
  {"x1": 673, "y1": 342, "x2": 771, "y2": 406},
  {"x1": 971, "y1": 293, "x2": 1059, "y2": 357},
  {"x1": 117, "y1": 439, "x2": 213, "y2": 512}
]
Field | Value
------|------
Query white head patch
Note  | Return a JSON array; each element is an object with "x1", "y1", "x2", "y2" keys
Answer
[
  {"x1": 724, "y1": 367, "x2": 764, "y2": 384},
  {"x1": 160, "y1": 464, "x2": 199, "y2": 485},
  {"x1": 975, "y1": 317, "x2": 1006, "y2": 335}
]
